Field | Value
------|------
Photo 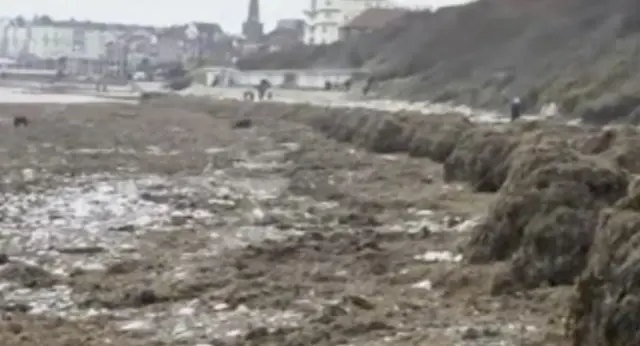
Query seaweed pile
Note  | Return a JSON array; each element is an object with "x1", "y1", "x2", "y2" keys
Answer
[{"x1": 217, "y1": 99, "x2": 640, "y2": 346}]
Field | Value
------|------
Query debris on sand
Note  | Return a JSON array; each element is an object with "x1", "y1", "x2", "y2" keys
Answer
[
  {"x1": 10, "y1": 98, "x2": 636, "y2": 345},
  {"x1": 232, "y1": 118, "x2": 253, "y2": 129},
  {"x1": 0, "y1": 262, "x2": 60, "y2": 289},
  {"x1": 138, "y1": 91, "x2": 169, "y2": 101},
  {"x1": 193, "y1": 100, "x2": 640, "y2": 346}
]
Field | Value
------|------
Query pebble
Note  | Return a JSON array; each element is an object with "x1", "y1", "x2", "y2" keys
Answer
[{"x1": 461, "y1": 326, "x2": 481, "y2": 340}]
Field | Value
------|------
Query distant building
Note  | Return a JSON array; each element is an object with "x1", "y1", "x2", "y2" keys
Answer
[
  {"x1": 263, "y1": 28, "x2": 303, "y2": 52},
  {"x1": 260, "y1": 18, "x2": 305, "y2": 51},
  {"x1": 339, "y1": 7, "x2": 407, "y2": 40},
  {"x1": 155, "y1": 26, "x2": 187, "y2": 64},
  {"x1": 0, "y1": 16, "x2": 237, "y2": 75},
  {"x1": 303, "y1": 0, "x2": 395, "y2": 45},
  {"x1": 242, "y1": 0, "x2": 264, "y2": 43},
  {"x1": 183, "y1": 22, "x2": 227, "y2": 64},
  {"x1": 0, "y1": 17, "x2": 158, "y2": 75},
  {"x1": 276, "y1": 19, "x2": 305, "y2": 32}
]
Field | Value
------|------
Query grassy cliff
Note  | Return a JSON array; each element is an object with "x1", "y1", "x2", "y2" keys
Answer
[{"x1": 237, "y1": 0, "x2": 640, "y2": 123}]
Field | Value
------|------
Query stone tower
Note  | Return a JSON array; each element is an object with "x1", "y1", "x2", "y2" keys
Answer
[{"x1": 242, "y1": 0, "x2": 264, "y2": 42}]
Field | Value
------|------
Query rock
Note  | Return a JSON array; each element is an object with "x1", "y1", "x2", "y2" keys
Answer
[
  {"x1": 107, "y1": 260, "x2": 142, "y2": 275},
  {"x1": 0, "y1": 262, "x2": 59, "y2": 288},
  {"x1": 0, "y1": 303, "x2": 30, "y2": 313},
  {"x1": 140, "y1": 192, "x2": 170, "y2": 204},
  {"x1": 170, "y1": 214, "x2": 191, "y2": 226},
  {"x1": 7, "y1": 322, "x2": 23, "y2": 334},
  {"x1": 136, "y1": 289, "x2": 159, "y2": 306},
  {"x1": 410, "y1": 223, "x2": 432, "y2": 238},
  {"x1": 482, "y1": 326, "x2": 501, "y2": 337},
  {"x1": 337, "y1": 211, "x2": 381, "y2": 227},
  {"x1": 245, "y1": 327, "x2": 269, "y2": 340},
  {"x1": 232, "y1": 119, "x2": 252, "y2": 129},
  {"x1": 57, "y1": 246, "x2": 105, "y2": 255},
  {"x1": 0, "y1": 253, "x2": 9, "y2": 265},
  {"x1": 109, "y1": 224, "x2": 135, "y2": 232},
  {"x1": 314, "y1": 303, "x2": 348, "y2": 324},
  {"x1": 461, "y1": 326, "x2": 481, "y2": 340},
  {"x1": 343, "y1": 294, "x2": 375, "y2": 310}
]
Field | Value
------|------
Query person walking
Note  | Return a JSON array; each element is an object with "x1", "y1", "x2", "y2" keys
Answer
[
  {"x1": 510, "y1": 97, "x2": 522, "y2": 122},
  {"x1": 256, "y1": 79, "x2": 271, "y2": 100},
  {"x1": 362, "y1": 77, "x2": 373, "y2": 96}
]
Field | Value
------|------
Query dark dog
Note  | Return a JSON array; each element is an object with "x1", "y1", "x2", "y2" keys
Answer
[
  {"x1": 13, "y1": 116, "x2": 29, "y2": 127},
  {"x1": 243, "y1": 90, "x2": 255, "y2": 101}
]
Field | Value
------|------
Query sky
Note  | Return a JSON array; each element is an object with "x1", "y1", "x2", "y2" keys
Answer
[{"x1": 3, "y1": 0, "x2": 472, "y2": 33}]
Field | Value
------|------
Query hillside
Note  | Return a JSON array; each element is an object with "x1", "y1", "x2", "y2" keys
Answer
[{"x1": 237, "y1": 0, "x2": 640, "y2": 122}]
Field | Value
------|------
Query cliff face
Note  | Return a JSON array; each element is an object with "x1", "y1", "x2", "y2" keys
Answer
[{"x1": 237, "y1": 0, "x2": 640, "y2": 122}]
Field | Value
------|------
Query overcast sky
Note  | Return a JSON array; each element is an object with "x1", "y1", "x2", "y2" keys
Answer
[{"x1": 3, "y1": 0, "x2": 472, "y2": 33}]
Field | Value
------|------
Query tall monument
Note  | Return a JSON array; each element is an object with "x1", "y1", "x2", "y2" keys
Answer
[{"x1": 242, "y1": 0, "x2": 264, "y2": 42}]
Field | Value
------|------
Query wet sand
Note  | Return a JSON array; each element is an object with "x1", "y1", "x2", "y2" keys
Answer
[{"x1": 0, "y1": 100, "x2": 569, "y2": 345}]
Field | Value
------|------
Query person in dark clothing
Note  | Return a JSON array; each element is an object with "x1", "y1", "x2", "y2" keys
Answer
[
  {"x1": 211, "y1": 75, "x2": 220, "y2": 87},
  {"x1": 344, "y1": 79, "x2": 352, "y2": 91},
  {"x1": 510, "y1": 97, "x2": 522, "y2": 122},
  {"x1": 362, "y1": 77, "x2": 374, "y2": 96},
  {"x1": 256, "y1": 79, "x2": 271, "y2": 100}
]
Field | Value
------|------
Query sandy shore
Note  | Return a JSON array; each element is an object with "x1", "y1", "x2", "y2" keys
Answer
[{"x1": 0, "y1": 98, "x2": 576, "y2": 346}]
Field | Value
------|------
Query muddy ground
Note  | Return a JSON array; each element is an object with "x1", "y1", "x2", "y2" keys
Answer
[{"x1": 0, "y1": 99, "x2": 570, "y2": 346}]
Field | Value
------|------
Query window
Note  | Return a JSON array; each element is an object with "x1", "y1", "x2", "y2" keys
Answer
[
  {"x1": 325, "y1": 0, "x2": 331, "y2": 5},
  {"x1": 322, "y1": 25, "x2": 327, "y2": 33},
  {"x1": 325, "y1": 12, "x2": 332, "y2": 18},
  {"x1": 72, "y1": 29, "x2": 86, "y2": 52},
  {"x1": 42, "y1": 34, "x2": 49, "y2": 47}
]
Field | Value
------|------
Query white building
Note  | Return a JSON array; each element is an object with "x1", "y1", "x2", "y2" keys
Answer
[
  {"x1": 304, "y1": 0, "x2": 395, "y2": 45},
  {"x1": 0, "y1": 18, "x2": 157, "y2": 75},
  {"x1": 27, "y1": 25, "x2": 74, "y2": 60}
]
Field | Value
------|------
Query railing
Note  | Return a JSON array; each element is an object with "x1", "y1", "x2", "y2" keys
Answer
[{"x1": 199, "y1": 66, "x2": 370, "y2": 90}]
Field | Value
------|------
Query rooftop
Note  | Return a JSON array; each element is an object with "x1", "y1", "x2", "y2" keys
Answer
[{"x1": 342, "y1": 8, "x2": 409, "y2": 29}]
